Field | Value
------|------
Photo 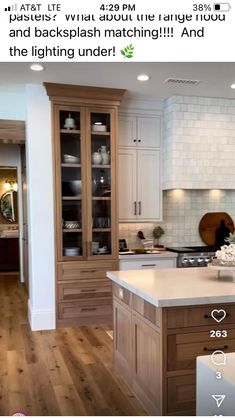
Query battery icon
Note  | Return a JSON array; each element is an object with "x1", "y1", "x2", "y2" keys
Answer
[{"x1": 214, "y1": 3, "x2": 231, "y2": 11}]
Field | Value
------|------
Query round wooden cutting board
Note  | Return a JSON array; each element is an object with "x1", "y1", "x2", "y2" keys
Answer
[{"x1": 199, "y1": 212, "x2": 234, "y2": 245}]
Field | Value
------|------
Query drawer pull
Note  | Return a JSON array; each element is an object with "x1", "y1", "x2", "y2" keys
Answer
[
  {"x1": 81, "y1": 307, "x2": 96, "y2": 312},
  {"x1": 141, "y1": 264, "x2": 157, "y2": 267},
  {"x1": 204, "y1": 313, "x2": 229, "y2": 319},
  {"x1": 80, "y1": 269, "x2": 96, "y2": 274},
  {"x1": 81, "y1": 288, "x2": 96, "y2": 292},
  {"x1": 204, "y1": 345, "x2": 228, "y2": 352}
]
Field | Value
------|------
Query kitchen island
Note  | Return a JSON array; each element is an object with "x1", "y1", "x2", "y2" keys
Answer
[{"x1": 107, "y1": 267, "x2": 235, "y2": 416}]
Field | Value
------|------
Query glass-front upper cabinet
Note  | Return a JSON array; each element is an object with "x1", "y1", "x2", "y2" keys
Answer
[
  {"x1": 88, "y1": 109, "x2": 116, "y2": 258},
  {"x1": 58, "y1": 107, "x2": 85, "y2": 260},
  {"x1": 55, "y1": 105, "x2": 117, "y2": 261}
]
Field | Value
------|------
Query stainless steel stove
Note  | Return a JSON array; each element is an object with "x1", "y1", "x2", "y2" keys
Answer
[{"x1": 166, "y1": 246, "x2": 219, "y2": 268}]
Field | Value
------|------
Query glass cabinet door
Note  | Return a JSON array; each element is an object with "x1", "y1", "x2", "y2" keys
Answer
[
  {"x1": 58, "y1": 108, "x2": 85, "y2": 259},
  {"x1": 88, "y1": 110, "x2": 115, "y2": 257}
]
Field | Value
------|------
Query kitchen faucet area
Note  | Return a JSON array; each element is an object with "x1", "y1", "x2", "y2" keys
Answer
[{"x1": 1, "y1": 62, "x2": 235, "y2": 416}]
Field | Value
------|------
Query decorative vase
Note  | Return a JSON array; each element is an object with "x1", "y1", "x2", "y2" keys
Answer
[
  {"x1": 99, "y1": 146, "x2": 110, "y2": 165},
  {"x1": 92, "y1": 151, "x2": 102, "y2": 164}
]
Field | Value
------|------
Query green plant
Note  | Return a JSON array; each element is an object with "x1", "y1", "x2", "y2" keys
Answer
[
  {"x1": 152, "y1": 226, "x2": 165, "y2": 246},
  {"x1": 225, "y1": 232, "x2": 235, "y2": 244},
  {"x1": 120, "y1": 44, "x2": 134, "y2": 59}
]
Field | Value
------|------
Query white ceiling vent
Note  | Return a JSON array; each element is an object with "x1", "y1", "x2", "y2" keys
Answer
[{"x1": 164, "y1": 78, "x2": 200, "y2": 86}]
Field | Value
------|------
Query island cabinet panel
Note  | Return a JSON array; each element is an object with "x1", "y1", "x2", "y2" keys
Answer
[
  {"x1": 113, "y1": 298, "x2": 132, "y2": 387},
  {"x1": 167, "y1": 303, "x2": 235, "y2": 328},
  {"x1": 167, "y1": 330, "x2": 235, "y2": 372},
  {"x1": 132, "y1": 313, "x2": 162, "y2": 416},
  {"x1": 167, "y1": 374, "x2": 196, "y2": 415},
  {"x1": 112, "y1": 285, "x2": 235, "y2": 416}
]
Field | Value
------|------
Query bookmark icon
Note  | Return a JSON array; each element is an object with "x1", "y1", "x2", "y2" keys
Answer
[{"x1": 212, "y1": 394, "x2": 226, "y2": 408}]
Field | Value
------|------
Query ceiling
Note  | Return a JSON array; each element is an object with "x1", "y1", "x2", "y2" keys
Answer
[{"x1": 0, "y1": 62, "x2": 235, "y2": 100}]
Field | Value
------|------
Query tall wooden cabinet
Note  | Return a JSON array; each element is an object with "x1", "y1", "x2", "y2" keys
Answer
[{"x1": 45, "y1": 83, "x2": 125, "y2": 326}]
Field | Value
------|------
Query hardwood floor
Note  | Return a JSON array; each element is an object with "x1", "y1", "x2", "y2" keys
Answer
[{"x1": 0, "y1": 274, "x2": 146, "y2": 416}]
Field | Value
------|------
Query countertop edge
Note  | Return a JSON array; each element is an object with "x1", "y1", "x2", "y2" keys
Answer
[
  {"x1": 119, "y1": 251, "x2": 178, "y2": 260},
  {"x1": 107, "y1": 271, "x2": 235, "y2": 308}
]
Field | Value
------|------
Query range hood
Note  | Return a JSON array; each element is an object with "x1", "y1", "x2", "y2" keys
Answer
[{"x1": 162, "y1": 95, "x2": 235, "y2": 190}]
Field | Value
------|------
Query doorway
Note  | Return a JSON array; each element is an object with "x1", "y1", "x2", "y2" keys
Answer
[{"x1": 0, "y1": 119, "x2": 28, "y2": 290}]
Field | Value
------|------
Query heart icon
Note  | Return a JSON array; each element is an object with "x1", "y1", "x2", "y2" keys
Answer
[{"x1": 211, "y1": 309, "x2": 226, "y2": 323}]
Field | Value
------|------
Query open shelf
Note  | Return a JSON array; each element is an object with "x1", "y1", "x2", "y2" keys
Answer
[
  {"x1": 63, "y1": 229, "x2": 82, "y2": 233},
  {"x1": 62, "y1": 196, "x2": 82, "y2": 200},
  {"x1": 91, "y1": 131, "x2": 110, "y2": 136},
  {"x1": 92, "y1": 228, "x2": 111, "y2": 232},
  {"x1": 92, "y1": 164, "x2": 111, "y2": 169},
  {"x1": 61, "y1": 163, "x2": 81, "y2": 168},
  {"x1": 60, "y1": 129, "x2": 81, "y2": 134},
  {"x1": 92, "y1": 197, "x2": 111, "y2": 201}
]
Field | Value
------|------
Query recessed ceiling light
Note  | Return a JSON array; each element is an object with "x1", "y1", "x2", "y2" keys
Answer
[
  {"x1": 137, "y1": 74, "x2": 150, "y2": 82},
  {"x1": 30, "y1": 63, "x2": 45, "y2": 72},
  {"x1": 231, "y1": 83, "x2": 235, "y2": 89}
]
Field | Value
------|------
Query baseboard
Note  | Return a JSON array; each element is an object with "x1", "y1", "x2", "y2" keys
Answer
[{"x1": 28, "y1": 299, "x2": 56, "y2": 331}]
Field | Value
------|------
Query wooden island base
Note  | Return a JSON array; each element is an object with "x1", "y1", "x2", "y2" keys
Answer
[{"x1": 112, "y1": 283, "x2": 235, "y2": 416}]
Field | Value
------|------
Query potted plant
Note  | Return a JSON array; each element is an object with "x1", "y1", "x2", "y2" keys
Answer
[{"x1": 152, "y1": 226, "x2": 165, "y2": 248}]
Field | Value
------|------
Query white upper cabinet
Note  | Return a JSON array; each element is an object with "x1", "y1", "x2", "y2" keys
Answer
[
  {"x1": 137, "y1": 150, "x2": 161, "y2": 220},
  {"x1": 118, "y1": 148, "x2": 161, "y2": 222},
  {"x1": 119, "y1": 114, "x2": 161, "y2": 148},
  {"x1": 119, "y1": 115, "x2": 137, "y2": 147},
  {"x1": 118, "y1": 148, "x2": 137, "y2": 220},
  {"x1": 118, "y1": 110, "x2": 162, "y2": 222}
]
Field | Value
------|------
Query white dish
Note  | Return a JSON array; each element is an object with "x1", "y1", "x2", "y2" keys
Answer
[
  {"x1": 64, "y1": 154, "x2": 79, "y2": 164},
  {"x1": 92, "y1": 124, "x2": 107, "y2": 132},
  {"x1": 64, "y1": 247, "x2": 80, "y2": 256}
]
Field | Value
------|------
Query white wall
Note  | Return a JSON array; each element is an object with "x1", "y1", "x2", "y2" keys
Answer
[
  {"x1": 0, "y1": 84, "x2": 26, "y2": 120},
  {"x1": 25, "y1": 84, "x2": 55, "y2": 331},
  {"x1": 0, "y1": 144, "x2": 24, "y2": 280}
]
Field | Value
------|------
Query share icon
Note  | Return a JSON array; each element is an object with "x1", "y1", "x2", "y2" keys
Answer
[{"x1": 212, "y1": 394, "x2": 226, "y2": 408}]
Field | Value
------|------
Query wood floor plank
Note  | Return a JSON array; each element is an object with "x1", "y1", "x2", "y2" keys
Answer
[{"x1": 0, "y1": 274, "x2": 146, "y2": 416}]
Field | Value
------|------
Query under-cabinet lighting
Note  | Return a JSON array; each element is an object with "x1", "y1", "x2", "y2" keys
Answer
[
  {"x1": 30, "y1": 63, "x2": 45, "y2": 72},
  {"x1": 137, "y1": 74, "x2": 150, "y2": 82},
  {"x1": 231, "y1": 83, "x2": 235, "y2": 89},
  {"x1": 94, "y1": 122, "x2": 103, "y2": 125}
]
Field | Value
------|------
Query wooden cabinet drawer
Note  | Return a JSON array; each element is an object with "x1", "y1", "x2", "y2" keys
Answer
[
  {"x1": 58, "y1": 261, "x2": 117, "y2": 282},
  {"x1": 167, "y1": 303, "x2": 235, "y2": 329},
  {"x1": 58, "y1": 298, "x2": 112, "y2": 320},
  {"x1": 133, "y1": 294, "x2": 161, "y2": 328},
  {"x1": 167, "y1": 375, "x2": 196, "y2": 415},
  {"x1": 58, "y1": 280, "x2": 112, "y2": 302},
  {"x1": 167, "y1": 329, "x2": 235, "y2": 371},
  {"x1": 113, "y1": 283, "x2": 131, "y2": 306}
]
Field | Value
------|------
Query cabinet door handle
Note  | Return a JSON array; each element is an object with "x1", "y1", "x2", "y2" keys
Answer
[
  {"x1": 80, "y1": 269, "x2": 96, "y2": 274},
  {"x1": 138, "y1": 201, "x2": 141, "y2": 215},
  {"x1": 141, "y1": 264, "x2": 157, "y2": 267},
  {"x1": 133, "y1": 139, "x2": 137, "y2": 143},
  {"x1": 138, "y1": 139, "x2": 141, "y2": 142},
  {"x1": 204, "y1": 345, "x2": 228, "y2": 352},
  {"x1": 81, "y1": 288, "x2": 97, "y2": 292},
  {"x1": 134, "y1": 201, "x2": 137, "y2": 215}
]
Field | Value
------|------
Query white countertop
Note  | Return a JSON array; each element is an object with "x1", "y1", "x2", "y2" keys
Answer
[
  {"x1": 107, "y1": 267, "x2": 235, "y2": 307},
  {"x1": 119, "y1": 251, "x2": 177, "y2": 260}
]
